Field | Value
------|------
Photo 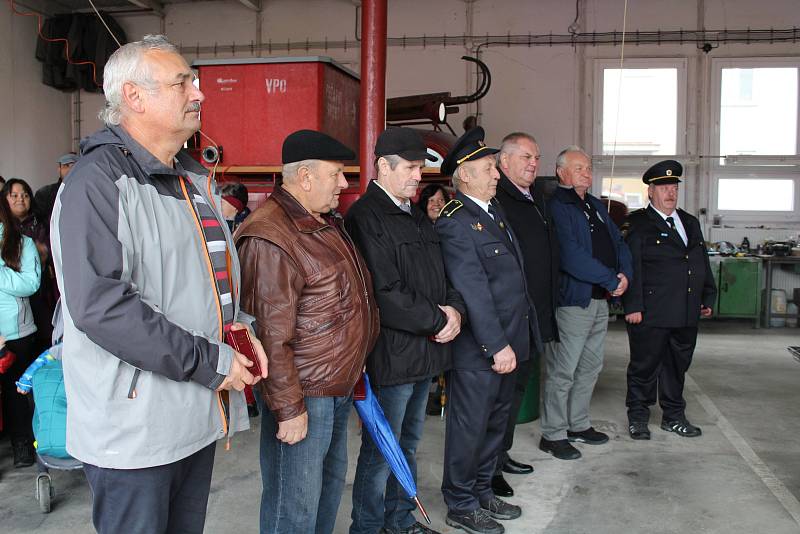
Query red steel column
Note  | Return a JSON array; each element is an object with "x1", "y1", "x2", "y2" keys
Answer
[{"x1": 358, "y1": 0, "x2": 387, "y2": 193}]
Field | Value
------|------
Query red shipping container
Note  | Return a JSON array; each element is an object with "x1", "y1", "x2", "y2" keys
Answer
[{"x1": 193, "y1": 57, "x2": 360, "y2": 167}]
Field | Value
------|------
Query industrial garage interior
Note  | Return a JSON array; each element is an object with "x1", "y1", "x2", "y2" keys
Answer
[{"x1": 1, "y1": 0, "x2": 799, "y2": 533}]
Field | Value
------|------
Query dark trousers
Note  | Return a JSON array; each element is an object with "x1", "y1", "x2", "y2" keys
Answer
[
  {"x1": 494, "y1": 359, "x2": 532, "y2": 475},
  {"x1": 0, "y1": 334, "x2": 37, "y2": 441},
  {"x1": 83, "y1": 442, "x2": 216, "y2": 534},
  {"x1": 626, "y1": 324, "x2": 698, "y2": 422},
  {"x1": 442, "y1": 369, "x2": 515, "y2": 513}
]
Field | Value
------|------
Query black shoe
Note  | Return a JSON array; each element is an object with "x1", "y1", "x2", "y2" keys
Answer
[
  {"x1": 395, "y1": 521, "x2": 441, "y2": 534},
  {"x1": 539, "y1": 437, "x2": 581, "y2": 460},
  {"x1": 628, "y1": 421, "x2": 651, "y2": 440},
  {"x1": 12, "y1": 439, "x2": 34, "y2": 468},
  {"x1": 491, "y1": 474, "x2": 513, "y2": 497},
  {"x1": 661, "y1": 419, "x2": 702, "y2": 437},
  {"x1": 446, "y1": 509, "x2": 504, "y2": 534},
  {"x1": 480, "y1": 496, "x2": 521, "y2": 520},
  {"x1": 501, "y1": 457, "x2": 533, "y2": 475},
  {"x1": 567, "y1": 427, "x2": 609, "y2": 445}
]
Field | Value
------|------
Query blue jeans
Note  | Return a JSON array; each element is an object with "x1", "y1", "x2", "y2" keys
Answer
[
  {"x1": 350, "y1": 378, "x2": 431, "y2": 533},
  {"x1": 259, "y1": 395, "x2": 352, "y2": 534}
]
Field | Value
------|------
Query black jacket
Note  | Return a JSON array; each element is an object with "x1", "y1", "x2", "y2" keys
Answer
[
  {"x1": 345, "y1": 181, "x2": 466, "y2": 386},
  {"x1": 435, "y1": 192, "x2": 543, "y2": 370},
  {"x1": 495, "y1": 172, "x2": 560, "y2": 342},
  {"x1": 622, "y1": 206, "x2": 717, "y2": 327}
]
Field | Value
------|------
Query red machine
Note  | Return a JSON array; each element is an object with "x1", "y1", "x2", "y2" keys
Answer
[
  {"x1": 188, "y1": 55, "x2": 493, "y2": 212},
  {"x1": 194, "y1": 57, "x2": 359, "y2": 168}
]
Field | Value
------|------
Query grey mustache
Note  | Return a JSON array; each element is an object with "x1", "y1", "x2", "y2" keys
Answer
[{"x1": 187, "y1": 102, "x2": 201, "y2": 113}]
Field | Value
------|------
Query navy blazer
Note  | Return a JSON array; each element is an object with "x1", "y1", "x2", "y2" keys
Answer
[
  {"x1": 550, "y1": 186, "x2": 634, "y2": 308},
  {"x1": 435, "y1": 191, "x2": 542, "y2": 370},
  {"x1": 622, "y1": 206, "x2": 717, "y2": 328}
]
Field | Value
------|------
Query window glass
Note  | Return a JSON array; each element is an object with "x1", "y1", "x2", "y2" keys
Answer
[
  {"x1": 602, "y1": 68, "x2": 678, "y2": 155},
  {"x1": 720, "y1": 67, "x2": 798, "y2": 156},
  {"x1": 717, "y1": 178, "x2": 794, "y2": 211},
  {"x1": 601, "y1": 177, "x2": 648, "y2": 210}
]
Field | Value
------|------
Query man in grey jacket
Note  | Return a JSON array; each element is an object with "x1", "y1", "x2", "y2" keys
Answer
[{"x1": 51, "y1": 35, "x2": 267, "y2": 534}]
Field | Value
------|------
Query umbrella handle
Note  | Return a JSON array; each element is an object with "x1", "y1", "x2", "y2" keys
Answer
[{"x1": 414, "y1": 496, "x2": 432, "y2": 525}]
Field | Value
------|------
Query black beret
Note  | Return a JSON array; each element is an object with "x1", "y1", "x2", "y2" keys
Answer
[
  {"x1": 282, "y1": 129, "x2": 355, "y2": 164},
  {"x1": 441, "y1": 126, "x2": 499, "y2": 176},
  {"x1": 642, "y1": 159, "x2": 683, "y2": 185},
  {"x1": 375, "y1": 127, "x2": 432, "y2": 162}
]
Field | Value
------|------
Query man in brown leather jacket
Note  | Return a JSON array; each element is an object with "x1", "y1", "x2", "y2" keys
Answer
[{"x1": 235, "y1": 129, "x2": 379, "y2": 534}]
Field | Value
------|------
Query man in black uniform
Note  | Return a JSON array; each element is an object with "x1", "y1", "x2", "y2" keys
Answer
[
  {"x1": 437, "y1": 127, "x2": 542, "y2": 534},
  {"x1": 622, "y1": 160, "x2": 717, "y2": 440},
  {"x1": 492, "y1": 132, "x2": 559, "y2": 497}
]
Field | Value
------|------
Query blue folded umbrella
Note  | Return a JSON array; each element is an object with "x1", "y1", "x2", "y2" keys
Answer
[{"x1": 353, "y1": 373, "x2": 431, "y2": 525}]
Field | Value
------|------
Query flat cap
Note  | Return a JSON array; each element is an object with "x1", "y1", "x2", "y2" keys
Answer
[
  {"x1": 375, "y1": 127, "x2": 432, "y2": 162},
  {"x1": 441, "y1": 127, "x2": 499, "y2": 176},
  {"x1": 57, "y1": 153, "x2": 79, "y2": 165},
  {"x1": 643, "y1": 159, "x2": 682, "y2": 185},
  {"x1": 282, "y1": 129, "x2": 355, "y2": 164}
]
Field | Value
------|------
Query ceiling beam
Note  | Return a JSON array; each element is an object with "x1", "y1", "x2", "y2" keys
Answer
[
  {"x1": 126, "y1": 0, "x2": 164, "y2": 16},
  {"x1": 235, "y1": 0, "x2": 261, "y2": 12}
]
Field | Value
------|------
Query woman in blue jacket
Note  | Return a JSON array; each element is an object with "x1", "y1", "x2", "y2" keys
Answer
[{"x1": 0, "y1": 194, "x2": 41, "y2": 467}]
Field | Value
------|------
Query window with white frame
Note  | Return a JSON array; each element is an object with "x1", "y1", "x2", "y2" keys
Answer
[
  {"x1": 592, "y1": 58, "x2": 688, "y2": 208},
  {"x1": 711, "y1": 58, "x2": 800, "y2": 221}
]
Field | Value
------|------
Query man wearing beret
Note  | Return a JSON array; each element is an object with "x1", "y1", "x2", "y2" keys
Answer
[
  {"x1": 346, "y1": 127, "x2": 465, "y2": 534},
  {"x1": 542, "y1": 145, "x2": 633, "y2": 461},
  {"x1": 235, "y1": 129, "x2": 380, "y2": 533},
  {"x1": 622, "y1": 160, "x2": 716, "y2": 440},
  {"x1": 436, "y1": 127, "x2": 542, "y2": 534}
]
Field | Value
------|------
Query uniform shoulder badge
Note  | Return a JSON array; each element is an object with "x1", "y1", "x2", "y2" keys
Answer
[{"x1": 440, "y1": 199, "x2": 463, "y2": 218}]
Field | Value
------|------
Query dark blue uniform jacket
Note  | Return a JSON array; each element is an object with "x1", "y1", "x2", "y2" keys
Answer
[{"x1": 435, "y1": 192, "x2": 542, "y2": 370}]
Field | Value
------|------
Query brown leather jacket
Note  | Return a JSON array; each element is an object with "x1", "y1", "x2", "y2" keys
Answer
[{"x1": 235, "y1": 186, "x2": 379, "y2": 422}]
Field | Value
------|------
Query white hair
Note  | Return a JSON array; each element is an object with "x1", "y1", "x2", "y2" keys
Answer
[
  {"x1": 498, "y1": 132, "x2": 538, "y2": 158},
  {"x1": 99, "y1": 34, "x2": 179, "y2": 127},
  {"x1": 555, "y1": 145, "x2": 589, "y2": 171},
  {"x1": 450, "y1": 163, "x2": 465, "y2": 191},
  {"x1": 281, "y1": 159, "x2": 319, "y2": 183}
]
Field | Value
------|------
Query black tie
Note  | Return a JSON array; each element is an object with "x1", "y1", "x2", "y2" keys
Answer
[
  {"x1": 488, "y1": 204, "x2": 513, "y2": 243},
  {"x1": 666, "y1": 216, "x2": 676, "y2": 230}
]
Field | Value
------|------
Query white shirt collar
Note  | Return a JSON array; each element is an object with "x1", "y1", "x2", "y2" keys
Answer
[
  {"x1": 373, "y1": 179, "x2": 409, "y2": 209},
  {"x1": 464, "y1": 193, "x2": 491, "y2": 215},
  {"x1": 650, "y1": 204, "x2": 677, "y2": 221}
]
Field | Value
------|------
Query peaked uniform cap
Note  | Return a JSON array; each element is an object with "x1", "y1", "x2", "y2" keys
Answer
[
  {"x1": 442, "y1": 126, "x2": 499, "y2": 176},
  {"x1": 643, "y1": 159, "x2": 683, "y2": 185}
]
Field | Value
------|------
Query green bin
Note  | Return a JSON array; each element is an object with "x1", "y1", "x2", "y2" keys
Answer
[{"x1": 516, "y1": 358, "x2": 541, "y2": 423}]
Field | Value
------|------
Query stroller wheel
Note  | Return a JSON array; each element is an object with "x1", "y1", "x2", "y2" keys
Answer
[{"x1": 36, "y1": 474, "x2": 52, "y2": 513}]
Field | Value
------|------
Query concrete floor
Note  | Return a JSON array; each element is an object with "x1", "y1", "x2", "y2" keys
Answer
[{"x1": 1, "y1": 320, "x2": 799, "y2": 533}]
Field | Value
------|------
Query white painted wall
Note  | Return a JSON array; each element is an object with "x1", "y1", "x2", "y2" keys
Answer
[{"x1": 0, "y1": 6, "x2": 72, "y2": 190}]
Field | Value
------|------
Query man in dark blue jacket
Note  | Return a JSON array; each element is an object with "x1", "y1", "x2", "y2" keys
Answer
[
  {"x1": 437, "y1": 127, "x2": 542, "y2": 534},
  {"x1": 541, "y1": 145, "x2": 633, "y2": 461}
]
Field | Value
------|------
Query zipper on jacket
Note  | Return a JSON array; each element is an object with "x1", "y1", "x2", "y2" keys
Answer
[
  {"x1": 177, "y1": 176, "x2": 231, "y2": 442},
  {"x1": 127, "y1": 368, "x2": 141, "y2": 399}
]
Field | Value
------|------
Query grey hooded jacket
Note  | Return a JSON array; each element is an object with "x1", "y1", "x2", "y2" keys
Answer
[{"x1": 51, "y1": 125, "x2": 249, "y2": 469}]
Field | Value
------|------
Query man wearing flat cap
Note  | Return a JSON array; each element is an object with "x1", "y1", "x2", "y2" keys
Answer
[
  {"x1": 436, "y1": 127, "x2": 542, "y2": 534},
  {"x1": 346, "y1": 127, "x2": 465, "y2": 534},
  {"x1": 622, "y1": 160, "x2": 716, "y2": 440},
  {"x1": 235, "y1": 129, "x2": 380, "y2": 533}
]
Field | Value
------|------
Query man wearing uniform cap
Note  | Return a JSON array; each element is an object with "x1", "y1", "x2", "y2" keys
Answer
[
  {"x1": 436, "y1": 127, "x2": 542, "y2": 534},
  {"x1": 622, "y1": 160, "x2": 716, "y2": 440},
  {"x1": 346, "y1": 127, "x2": 465, "y2": 534},
  {"x1": 235, "y1": 129, "x2": 380, "y2": 533},
  {"x1": 35, "y1": 153, "x2": 78, "y2": 224}
]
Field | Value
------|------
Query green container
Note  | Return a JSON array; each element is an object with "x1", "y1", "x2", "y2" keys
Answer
[{"x1": 516, "y1": 358, "x2": 541, "y2": 423}]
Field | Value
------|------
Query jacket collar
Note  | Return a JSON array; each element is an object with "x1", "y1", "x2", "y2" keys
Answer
[
  {"x1": 498, "y1": 170, "x2": 532, "y2": 202},
  {"x1": 271, "y1": 185, "x2": 331, "y2": 233},
  {"x1": 645, "y1": 205, "x2": 692, "y2": 247},
  {"x1": 365, "y1": 180, "x2": 414, "y2": 216},
  {"x1": 108, "y1": 125, "x2": 208, "y2": 178}
]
